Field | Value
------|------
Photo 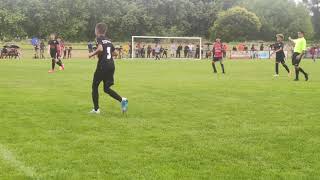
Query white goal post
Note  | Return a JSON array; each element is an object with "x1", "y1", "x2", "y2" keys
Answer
[{"x1": 131, "y1": 36, "x2": 202, "y2": 60}]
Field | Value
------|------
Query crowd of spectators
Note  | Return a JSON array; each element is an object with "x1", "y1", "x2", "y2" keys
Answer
[{"x1": 132, "y1": 43, "x2": 201, "y2": 59}]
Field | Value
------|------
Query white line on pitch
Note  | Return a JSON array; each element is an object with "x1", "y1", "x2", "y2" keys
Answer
[{"x1": 0, "y1": 144, "x2": 38, "y2": 179}]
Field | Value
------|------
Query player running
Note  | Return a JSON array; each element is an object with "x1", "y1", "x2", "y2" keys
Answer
[
  {"x1": 88, "y1": 23, "x2": 128, "y2": 114},
  {"x1": 48, "y1": 34, "x2": 65, "y2": 73},
  {"x1": 211, "y1": 38, "x2": 225, "y2": 74},
  {"x1": 289, "y1": 31, "x2": 309, "y2": 81},
  {"x1": 271, "y1": 34, "x2": 290, "y2": 77}
]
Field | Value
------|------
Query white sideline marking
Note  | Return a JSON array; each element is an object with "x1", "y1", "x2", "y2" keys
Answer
[{"x1": 0, "y1": 144, "x2": 37, "y2": 178}]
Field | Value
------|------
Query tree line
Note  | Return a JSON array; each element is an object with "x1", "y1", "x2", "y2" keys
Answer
[{"x1": 0, "y1": 0, "x2": 318, "y2": 42}]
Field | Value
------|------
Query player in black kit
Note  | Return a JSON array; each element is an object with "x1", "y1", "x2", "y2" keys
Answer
[
  {"x1": 271, "y1": 34, "x2": 290, "y2": 77},
  {"x1": 48, "y1": 33, "x2": 64, "y2": 73},
  {"x1": 88, "y1": 23, "x2": 128, "y2": 114}
]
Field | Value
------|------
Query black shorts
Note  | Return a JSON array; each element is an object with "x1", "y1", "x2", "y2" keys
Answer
[
  {"x1": 276, "y1": 57, "x2": 286, "y2": 63},
  {"x1": 93, "y1": 67, "x2": 115, "y2": 89},
  {"x1": 213, "y1": 57, "x2": 223, "y2": 62},
  {"x1": 292, "y1": 52, "x2": 302, "y2": 66},
  {"x1": 50, "y1": 49, "x2": 57, "y2": 59}
]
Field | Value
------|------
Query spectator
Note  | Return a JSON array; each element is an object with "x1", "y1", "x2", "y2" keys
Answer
[
  {"x1": 147, "y1": 45, "x2": 152, "y2": 58},
  {"x1": 59, "y1": 41, "x2": 66, "y2": 59},
  {"x1": 232, "y1": 46, "x2": 237, "y2": 51},
  {"x1": 195, "y1": 45, "x2": 200, "y2": 59},
  {"x1": 141, "y1": 45, "x2": 146, "y2": 58},
  {"x1": 188, "y1": 43, "x2": 194, "y2": 58},
  {"x1": 162, "y1": 47, "x2": 168, "y2": 58},
  {"x1": 310, "y1": 45, "x2": 316, "y2": 62},
  {"x1": 40, "y1": 40, "x2": 45, "y2": 59},
  {"x1": 244, "y1": 45, "x2": 248, "y2": 51},
  {"x1": 160, "y1": 46, "x2": 164, "y2": 58},
  {"x1": 34, "y1": 44, "x2": 40, "y2": 59},
  {"x1": 250, "y1": 44, "x2": 257, "y2": 59},
  {"x1": 129, "y1": 43, "x2": 132, "y2": 58},
  {"x1": 260, "y1": 43, "x2": 264, "y2": 51},
  {"x1": 170, "y1": 43, "x2": 176, "y2": 58},
  {"x1": 118, "y1": 46, "x2": 123, "y2": 59},
  {"x1": 176, "y1": 44, "x2": 182, "y2": 58},
  {"x1": 155, "y1": 44, "x2": 161, "y2": 60},
  {"x1": 88, "y1": 42, "x2": 93, "y2": 53},
  {"x1": 152, "y1": 47, "x2": 155, "y2": 58},
  {"x1": 201, "y1": 46, "x2": 204, "y2": 59},
  {"x1": 67, "y1": 46, "x2": 72, "y2": 59},
  {"x1": 184, "y1": 45, "x2": 189, "y2": 58},
  {"x1": 223, "y1": 43, "x2": 228, "y2": 58},
  {"x1": 238, "y1": 43, "x2": 245, "y2": 51}
]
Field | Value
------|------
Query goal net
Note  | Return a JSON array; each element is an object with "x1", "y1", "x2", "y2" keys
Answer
[{"x1": 131, "y1": 36, "x2": 202, "y2": 60}]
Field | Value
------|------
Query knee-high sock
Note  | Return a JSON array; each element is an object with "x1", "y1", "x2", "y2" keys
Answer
[
  {"x1": 282, "y1": 63, "x2": 290, "y2": 73},
  {"x1": 299, "y1": 67, "x2": 307, "y2": 76},
  {"x1": 221, "y1": 63, "x2": 225, "y2": 73},
  {"x1": 275, "y1": 63, "x2": 279, "y2": 74},
  {"x1": 104, "y1": 88, "x2": 122, "y2": 102},
  {"x1": 212, "y1": 63, "x2": 217, "y2": 72},
  {"x1": 92, "y1": 86, "x2": 99, "y2": 111},
  {"x1": 295, "y1": 66, "x2": 300, "y2": 80},
  {"x1": 56, "y1": 59, "x2": 63, "y2": 66},
  {"x1": 51, "y1": 59, "x2": 55, "y2": 70}
]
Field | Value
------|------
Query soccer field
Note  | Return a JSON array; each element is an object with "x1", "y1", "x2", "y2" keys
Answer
[{"x1": 0, "y1": 59, "x2": 320, "y2": 179}]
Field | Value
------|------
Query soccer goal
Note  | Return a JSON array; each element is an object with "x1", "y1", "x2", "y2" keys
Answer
[{"x1": 131, "y1": 36, "x2": 202, "y2": 60}]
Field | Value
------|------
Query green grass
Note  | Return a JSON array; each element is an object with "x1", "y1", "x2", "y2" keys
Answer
[{"x1": 0, "y1": 58, "x2": 320, "y2": 180}]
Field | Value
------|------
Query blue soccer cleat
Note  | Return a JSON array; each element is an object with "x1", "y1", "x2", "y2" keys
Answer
[{"x1": 121, "y1": 98, "x2": 128, "y2": 113}]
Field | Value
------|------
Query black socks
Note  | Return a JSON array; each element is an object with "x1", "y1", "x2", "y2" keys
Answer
[
  {"x1": 51, "y1": 59, "x2": 55, "y2": 70},
  {"x1": 51, "y1": 58, "x2": 63, "y2": 70},
  {"x1": 212, "y1": 62, "x2": 225, "y2": 73},
  {"x1": 212, "y1": 63, "x2": 217, "y2": 73},
  {"x1": 104, "y1": 88, "x2": 122, "y2": 102},
  {"x1": 56, "y1": 59, "x2": 63, "y2": 67},
  {"x1": 221, "y1": 64, "x2": 225, "y2": 74},
  {"x1": 299, "y1": 67, "x2": 307, "y2": 76},
  {"x1": 282, "y1": 64, "x2": 290, "y2": 73},
  {"x1": 276, "y1": 63, "x2": 290, "y2": 74},
  {"x1": 295, "y1": 66, "x2": 300, "y2": 80}
]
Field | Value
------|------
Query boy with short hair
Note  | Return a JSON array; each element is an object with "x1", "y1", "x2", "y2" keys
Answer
[
  {"x1": 88, "y1": 23, "x2": 128, "y2": 114},
  {"x1": 271, "y1": 34, "x2": 290, "y2": 77}
]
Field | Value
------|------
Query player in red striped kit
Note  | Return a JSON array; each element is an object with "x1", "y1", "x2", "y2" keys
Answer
[{"x1": 211, "y1": 38, "x2": 225, "y2": 74}]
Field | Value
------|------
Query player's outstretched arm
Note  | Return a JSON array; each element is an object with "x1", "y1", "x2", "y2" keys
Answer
[
  {"x1": 288, "y1": 37, "x2": 295, "y2": 44},
  {"x1": 89, "y1": 44, "x2": 103, "y2": 58}
]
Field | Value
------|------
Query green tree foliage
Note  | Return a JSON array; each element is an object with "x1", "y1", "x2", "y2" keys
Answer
[
  {"x1": 0, "y1": 8, "x2": 25, "y2": 39},
  {"x1": 241, "y1": 0, "x2": 314, "y2": 40},
  {"x1": 0, "y1": 0, "x2": 316, "y2": 41},
  {"x1": 211, "y1": 7, "x2": 261, "y2": 42},
  {"x1": 303, "y1": 0, "x2": 320, "y2": 39}
]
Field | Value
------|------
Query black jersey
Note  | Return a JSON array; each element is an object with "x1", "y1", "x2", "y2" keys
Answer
[
  {"x1": 274, "y1": 42, "x2": 285, "y2": 59},
  {"x1": 48, "y1": 40, "x2": 59, "y2": 50},
  {"x1": 96, "y1": 36, "x2": 115, "y2": 70}
]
